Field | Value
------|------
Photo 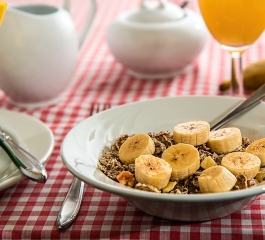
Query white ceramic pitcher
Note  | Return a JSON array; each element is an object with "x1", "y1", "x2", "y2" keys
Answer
[{"x1": 0, "y1": 0, "x2": 96, "y2": 107}]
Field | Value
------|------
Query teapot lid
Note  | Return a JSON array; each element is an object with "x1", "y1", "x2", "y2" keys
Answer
[{"x1": 127, "y1": 0, "x2": 185, "y2": 23}]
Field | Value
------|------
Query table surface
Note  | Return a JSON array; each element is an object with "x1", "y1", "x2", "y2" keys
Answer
[{"x1": 1, "y1": 0, "x2": 265, "y2": 239}]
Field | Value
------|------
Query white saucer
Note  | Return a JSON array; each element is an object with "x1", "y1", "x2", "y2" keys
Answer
[{"x1": 0, "y1": 109, "x2": 54, "y2": 191}]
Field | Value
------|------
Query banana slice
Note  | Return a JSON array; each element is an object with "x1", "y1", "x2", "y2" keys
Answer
[
  {"x1": 173, "y1": 120, "x2": 210, "y2": 146},
  {"x1": 198, "y1": 166, "x2": 237, "y2": 193},
  {"x1": 161, "y1": 143, "x2": 200, "y2": 181},
  {"x1": 255, "y1": 168, "x2": 265, "y2": 183},
  {"x1": 162, "y1": 181, "x2": 177, "y2": 193},
  {"x1": 246, "y1": 138, "x2": 265, "y2": 167},
  {"x1": 200, "y1": 156, "x2": 217, "y2": 169},
  {"x1": 221, "y1": 152, "x2": 261, "y2": 179},
  {"x1": 135, "y1": 155, "x2": 172, "y2": 190},
  {"x1": 119, "y1": 133, "x2": 155, "y2": 164},
  {"x1": 207, "y1": 127, "x2": 242, "y2": 154}
]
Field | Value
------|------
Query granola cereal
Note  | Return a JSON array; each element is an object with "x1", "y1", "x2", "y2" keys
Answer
[
  {"x1": 97, "y1": 131, "x2": 258, "y2": 194},
  {"x1": 135, "y1": 183, "x2": 161, "y2": 193},
  {"x1": 116, "y1": 171, "x2": 135, "y2": 187}
]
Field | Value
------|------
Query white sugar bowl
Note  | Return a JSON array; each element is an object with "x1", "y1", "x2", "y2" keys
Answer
[{"x1": 107, "y1": 0, "x2": 207, "y2": 79}]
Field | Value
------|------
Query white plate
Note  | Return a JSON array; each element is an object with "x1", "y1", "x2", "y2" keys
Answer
[
  {"x1": 60, "y1": 96, "x2": 265, "y2": 221},
  {"x1": 0, "y1": 110, "x2": 54, "y2": 191}
]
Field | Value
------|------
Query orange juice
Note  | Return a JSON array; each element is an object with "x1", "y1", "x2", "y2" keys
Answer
[
  {"x1": 198, "y1": 0, "x2": 265, "y2": 48},
  {"x1": 0, "y1": 2, "x2": 7, "y2": 25}
]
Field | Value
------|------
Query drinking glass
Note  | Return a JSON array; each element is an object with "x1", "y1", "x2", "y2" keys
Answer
[{"x1": 197, "y1": 0, "x2": 265, "y2": 96}]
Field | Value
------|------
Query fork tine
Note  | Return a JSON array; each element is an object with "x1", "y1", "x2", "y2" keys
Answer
[
  {"x1": 96, "y1": 103, "x2": 101, "y2": 113},
  {"x1": 102, "y1": 103, "x2": 111, "y2": 111},
  {"x1": 89, "y1": 103, "x2": 95, "y2": 117},
  {"x1": 95, "y1": 103, "x2": 111, "y2": 113}
]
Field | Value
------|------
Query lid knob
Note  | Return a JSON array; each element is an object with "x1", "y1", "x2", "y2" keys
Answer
[{"x1": 128, "y1": 0, "x2": 185, "y2": 23}]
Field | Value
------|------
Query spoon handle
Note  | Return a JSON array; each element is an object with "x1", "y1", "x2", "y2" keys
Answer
[
  {"x1": 56, "y1": 177, "x2": 84, "y2": 229},
  {"x1": 0, "y1": 129, "x2": 47, "y2": 183},
  {"x1": 210, "y1": 84, "x2": 265, "y2": 131}
]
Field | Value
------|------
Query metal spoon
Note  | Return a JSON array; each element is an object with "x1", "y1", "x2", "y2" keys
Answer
[
  {"x1": 0, "y1": 128, "x2": 47, "y2": 183},
  {"x1": 210, "y1": 84, "x2": 265, "y2": 130}
]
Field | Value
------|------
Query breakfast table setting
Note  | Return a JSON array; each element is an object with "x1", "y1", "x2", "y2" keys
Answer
[{"x1": 1, "y1": 0, "x2": 265, "y2": 239}]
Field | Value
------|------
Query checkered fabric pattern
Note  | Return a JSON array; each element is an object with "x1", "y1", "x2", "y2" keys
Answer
[{"x1": 1, "y1": 0, "x2": 265, "y2": 239}]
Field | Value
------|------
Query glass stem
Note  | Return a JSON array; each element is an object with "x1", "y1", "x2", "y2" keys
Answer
[{"x1": 230, "y1": 51, "x2": 244, "y2": 97}]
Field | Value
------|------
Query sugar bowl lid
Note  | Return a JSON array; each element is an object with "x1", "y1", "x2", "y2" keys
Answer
[{"x1": 127, "y1": 0, "x2": 186, "y2": 23}]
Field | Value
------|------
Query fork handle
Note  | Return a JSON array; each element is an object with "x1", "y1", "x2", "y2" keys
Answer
[{"x1": 56, "y1": 177, "x2": 84, "y2": 229}]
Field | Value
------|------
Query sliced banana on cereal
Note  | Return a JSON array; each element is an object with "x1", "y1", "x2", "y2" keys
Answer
[
  {"x1": 162, "y1": 143, "x2": 200, "y2": 181},
  {"x1": 200, "y1": 156, "x2": 217, "y2": 169},
  {"x1": 207, "y1": 127, "x2": 242, "y2": 154},
  {"x1": 255, "y1": 168, "x2": 265, "y2": 183},
  {"x1": 198, "y1": 165, "x2": 237, "y2": 193},
  {"x1": 162, "y1": 181, "x2": 177, "y2": 193},
  {"x1": 119, "y1": 133, "x2": 155, "y2": 164},
  {"x1": 173, "y1": 120, "x2": 210, "y2": 146},
  {"x1": 221, "y1": 152, "x2": 261, "y2": 179},
  {"x1": 245, "y1": 138, "x2": 265, "y2": 167},
  {"x1": 135, "y1": 155, "x2": 172, "y2": 190}
]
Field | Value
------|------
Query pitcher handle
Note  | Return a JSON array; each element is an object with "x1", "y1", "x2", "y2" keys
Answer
[{"x1": 63, "y1": 0, "x2": 97, "y2": 48}]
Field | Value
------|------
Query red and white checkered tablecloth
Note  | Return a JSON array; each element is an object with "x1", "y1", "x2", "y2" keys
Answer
[{"x1": 1, "y1": 0, "x2": 265, "y2": 239}]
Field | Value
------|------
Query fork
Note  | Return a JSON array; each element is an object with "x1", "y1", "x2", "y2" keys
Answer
[{"x1": 56, "y1": 103, "x2": 111, "y2": 230}]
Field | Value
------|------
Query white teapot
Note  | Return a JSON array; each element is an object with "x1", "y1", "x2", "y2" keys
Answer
[
  {"x1": 107, "y1": 0, "x2": 207, "y2": 79},
  {"x1": 0, "y1": 0, "x2": 96, "y2": 107}
]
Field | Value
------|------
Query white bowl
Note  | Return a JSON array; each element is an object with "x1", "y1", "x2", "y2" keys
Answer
[{"x1": 60, "y1": 96, "x2": 265, "y2": 221}]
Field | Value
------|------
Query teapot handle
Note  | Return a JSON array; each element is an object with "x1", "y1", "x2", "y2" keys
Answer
[{"x1": 63, "y1": 0, "x2": 97, "y2": 48}]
